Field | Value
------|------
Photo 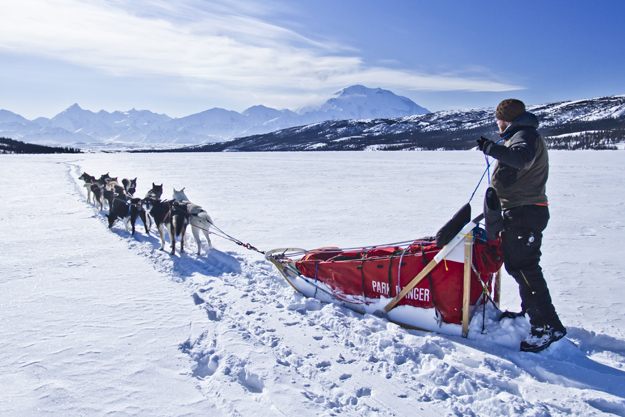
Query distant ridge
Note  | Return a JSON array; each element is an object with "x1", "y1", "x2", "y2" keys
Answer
[
  {"x1": 162, "y1": 95, "x2": 625, "y2": 152},
  {"x1": 3, "y1": 92, "x2": 624, "y2": 151},
  {"x1": 0, "y1": 85, "x2": 429, "y2": 148}
]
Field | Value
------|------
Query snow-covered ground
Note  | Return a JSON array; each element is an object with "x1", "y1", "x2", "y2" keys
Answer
[{"x1": 1, "y1": 150, "x2": 624, "y2": 416}]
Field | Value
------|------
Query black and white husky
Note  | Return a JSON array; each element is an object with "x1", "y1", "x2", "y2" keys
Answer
[
  {"x1": 142, "y1": 183, "x2": 163, "y2": 231},
  {"x1": 172, "y1": 188, "x2": 214, "y2": 255},
  {"x1": 78, "y1": 172, "x2": 96, "y2": 204},
  {"x1": 144, "y1": 183, "x2": 163, "y2": 200},
  {"x1": 107, "y1": 196, "x2": 148, "y2": 235},
  {"x1": 79, "y1": 173, "x2": 109, "y2": 210},
  {"x1": 122, "y1": 178, "x2": 137, "y2": 196},
  {"x1": 142, "y1": 198, "x2": 189, "y2": 255}
]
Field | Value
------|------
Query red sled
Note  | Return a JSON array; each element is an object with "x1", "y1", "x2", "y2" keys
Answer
[{"x1": 266, "y1": 215, "x2": 503, "y2": 337}]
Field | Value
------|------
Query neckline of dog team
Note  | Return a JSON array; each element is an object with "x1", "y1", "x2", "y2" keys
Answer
[{"x1": 78, "y1": 172, "x2": 214, "y2": 255}]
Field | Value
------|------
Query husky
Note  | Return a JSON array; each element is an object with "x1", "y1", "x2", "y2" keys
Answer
[
  {"x1": 172, "y1": 188, "x2": 214, "y2": 255},
  {"x1": 78, "y1": 172, "x2": 96, "y2": 203},
  {"x1": 105, "y1": 176, "x2": 120, "y2": 191},
  {"x1": 142, "y1": 183, "x2": 163, "y2": 231},
  {"x1": 89, "y1": 173, "x2": 111, "y2": 210},
  {"x1": 99, "y1": 172, "x2": 111, "y2": 183},
  {"x1": 144, "y1": 183, "x2": 163, "y2": 200},
  {"x1": 107, "y1": 196, "x2": 148, "y2": 235},
  {"x1": 103, "y1": 184, "x2": 126, "y2": 211},
  {"x1": 84, "y1": 173, "x2": 110, "y2": 211},
  {"x1": 142, "y1": 198, "x2": 189, "y2": 255},
  {"x1": 122, "y1": 178, "x2": 137, "y2": 196},
  {"x1": 79, "y1": 172, "x2": 109, "y2": 209},
  {"x1": 90, "y1": 184, "x2": 105, "y2": 210},
  {"x1": 169, "y1": 200, "x2": 191, "y2": 255}
]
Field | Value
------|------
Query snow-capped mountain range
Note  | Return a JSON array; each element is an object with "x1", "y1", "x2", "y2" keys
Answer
[
  {"x1": 0, "y1": 85, "x2": 429, "y2": 148},
  {"x1": 184, "y1": 95, "x2": 625, "y2": 152}
]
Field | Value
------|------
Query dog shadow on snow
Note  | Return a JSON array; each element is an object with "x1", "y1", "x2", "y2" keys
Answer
[
  {"x1": 168, "y1": 247, "x2": 243, "y2": 281},
  {"x1": 109, "y1": 226, "x2": 242, "y2": 280}
]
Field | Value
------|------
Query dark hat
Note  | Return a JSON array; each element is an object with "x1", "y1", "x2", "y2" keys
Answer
[{"x1": 496, "y1": 99, "x2": 526, "y2": 122}]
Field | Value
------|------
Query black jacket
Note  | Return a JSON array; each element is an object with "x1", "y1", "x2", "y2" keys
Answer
[{"x1": 484, "y1": 112, "x2": 549, "y2": 209}]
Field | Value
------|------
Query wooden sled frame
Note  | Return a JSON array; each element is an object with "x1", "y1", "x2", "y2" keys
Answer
[{"x1": 383, "y1": 213, "x2": 501, "y2": 337}]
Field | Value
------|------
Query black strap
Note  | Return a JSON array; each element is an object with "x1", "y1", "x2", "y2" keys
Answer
[
  {"x1": 360, "y1": 252, "x2": 368, "y2": 301},
  {"x1": 422, "y1": 247, "x2": 442, "y2": 325},
  {"x1": 387, "y1": 256, "x2": 394, "y2": 298}
]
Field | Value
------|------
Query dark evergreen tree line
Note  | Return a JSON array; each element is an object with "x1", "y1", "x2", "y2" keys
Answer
[
  {"x1": 0, "y1": 137, "x2": 82, "y2": 154},
  {"x1": 544, "y1": 129, "x2": 624, "y2": 150}
]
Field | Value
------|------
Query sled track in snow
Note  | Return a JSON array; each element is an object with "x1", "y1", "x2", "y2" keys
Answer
[{"x1": 68, "y1": 162, "x2": 625, "y2": 416}]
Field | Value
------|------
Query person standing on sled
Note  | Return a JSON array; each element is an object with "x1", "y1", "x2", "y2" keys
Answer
[{"x1": 477, "y1": 99, "x2": 566, "y2": 353}]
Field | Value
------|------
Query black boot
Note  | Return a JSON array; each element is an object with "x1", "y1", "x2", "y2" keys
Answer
[{"x1": 520, "y1": 325, "x2": 567, "y2": 353}]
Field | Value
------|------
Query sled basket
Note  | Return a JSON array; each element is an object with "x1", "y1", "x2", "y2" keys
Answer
[{"x1": 266, "y1": 216, "x2": 503, "y2": 337}]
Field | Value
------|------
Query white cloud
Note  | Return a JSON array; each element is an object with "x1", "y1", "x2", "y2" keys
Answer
[{"x1": 0, "y1": 0, "x2": 522, "y2": 110}]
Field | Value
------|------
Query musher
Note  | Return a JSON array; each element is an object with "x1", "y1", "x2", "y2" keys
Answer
[{"x1": 477, "y1": 99, "x2": 567, "y2": 352}]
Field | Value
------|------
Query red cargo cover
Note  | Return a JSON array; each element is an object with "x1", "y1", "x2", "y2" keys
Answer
[{"x1": 296, "y1": 239, "x2": 502, "y2": 325}]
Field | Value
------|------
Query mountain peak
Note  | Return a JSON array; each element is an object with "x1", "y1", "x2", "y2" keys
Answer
[
  {"x1": 336, "y1": 85, "x2": 372, "y2": 95},
  {"x1": 335, "y1": 85, "x2": 391, "y2": 98},
  {"x1": 0, "y1": 109, "x2": 28, "y2": 123},
  {"x1": 242, "y1": 105, "x2": 278, "y2": 115},
  {"x1": 313, "y1": 85, "x2": 429, "y2": 120},
  {"x1": 58, "y1": 104, "x2": 92, "y2": 118}
]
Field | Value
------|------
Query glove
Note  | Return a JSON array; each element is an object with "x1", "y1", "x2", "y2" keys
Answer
[
  {"x1": 477, "y1": 136, "x2": 494, "y2": 153},
  {"x1": 483, "y1": 187, "x2": 503, "y2": 241}
]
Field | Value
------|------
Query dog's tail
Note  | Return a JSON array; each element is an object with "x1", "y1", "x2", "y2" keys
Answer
[
  {"x1": 174, "y1": 217, "x2": 185, "y2": 237},
  {"x1": 196, "y1": 211, "x2": 214, "y2": 226},
  {"x1": 172, "y1": 205, "x2": 189, "y2": 237}
]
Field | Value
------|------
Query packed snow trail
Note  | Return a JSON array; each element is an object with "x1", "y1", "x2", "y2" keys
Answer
[{"x1": 1, "y1": 152, "x2": 625, "y2": 417}]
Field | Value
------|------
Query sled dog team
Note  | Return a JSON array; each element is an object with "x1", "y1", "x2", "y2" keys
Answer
[{"x1": 78, "y1": 172, "x2": 213, "y2": 255}]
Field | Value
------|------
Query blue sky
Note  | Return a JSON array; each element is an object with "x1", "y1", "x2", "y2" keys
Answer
[{"x1": 1, "y1": 0, "x2": 624, "y2": 119}]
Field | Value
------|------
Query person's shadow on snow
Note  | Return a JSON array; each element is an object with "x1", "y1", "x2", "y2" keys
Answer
[{"x1": 453, "y1": 325, "x2": 625, "y2": 401}]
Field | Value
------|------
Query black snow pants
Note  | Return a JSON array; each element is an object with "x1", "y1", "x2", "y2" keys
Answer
[{"x1": 501, "y1": 205, "x2": 564, "y2": 330}]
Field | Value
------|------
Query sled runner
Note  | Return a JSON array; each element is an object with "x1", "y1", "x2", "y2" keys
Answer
[{"x1": 266, "y1": 211, "x2": 503, "y2": 337}]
